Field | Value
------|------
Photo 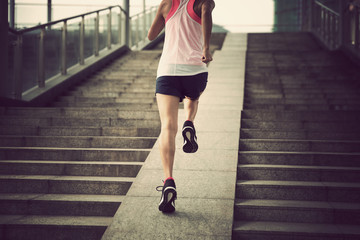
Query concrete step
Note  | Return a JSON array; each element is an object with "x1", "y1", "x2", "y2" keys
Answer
[
  {"x1": 0, "y1": 175, "x2": 134, "y2": 195},
  {"x1": 245, "y1": 82, "x2": 325, "y2": 88},
  {"x1": 52, "y1": 101, "x2": 157, "y2": 109},
  {"x1": 239, "y1": 139, "x2": 360, "y2": 153},
  {"x1": 0, "y1": 193, "x2": 124, "y2": 216},
  {"x1": 245, "y1": 98, "x2": 360, "y2": 106},
  {"x1": 0, "y1": 160, "x2": 143, "y2": 177},
  {"x1": 241, "y1": 119, "x2": 360, "y2": 131},
  {"x1": 57, "y1": 96, "x2": 155, "y2": 104},
  {"x1": 65, "y1": 91, "x2": 155, "y2": 98},
  {"x1": 90, "y1": 73, "x2": 155, "y2": 80},
  {"x1": 236, "y1": 180, "x2": 360, "y2": 202},
  {"x1": 81, "y1": 78, "x2": 156, "y2": 84},
  {"x1": 232, "y1": 221, "x2": 360, "y2": 240},
  {"x1": 0, "y1": 125, "x2": 160, "y2": 137},
  {"x1": 244, "y1": 98, "x2": 329, "y2": 105},
  {"x1": 119, "y1": 92, "x2": 157, "y2": 99},
  {"x1": 245, "y1": 93, "x2": 360, "y2": 100},
  {"x1": 238, "y1": 151, "x2": 360, "y2": 167},
  {"x1": 245, "y1": 87, "x2": 360, "y2": 94},
  {"x1": 0, "y1": 107, "x2": 160, "y2": 119},
  {"x1": 234, "y1": 199, "x2": 360, "y2": 224},
  {"x1": 85, "y1": 77, "x2": 150, "y2": 83},
  {"x1": 0, "y1": 117, "x2": 160, "y2": 128},
  {"x1": 244, "y1": 103, "x2": 360, "y2": 111},
  {"x1": 0, "y1": 136, "x2": 157, "y2": 149},
  {"x1": 73, "y1": 83, "x2": 131, "y2": 91},
  {"x1": 245, "y1": 84, "x2": 356, "y2": 92},
  {"x1": 240, "y1": 129, "x2": 360, "y2": 140},
  {"x1": 67, "y1": 88, "x2": 155, "y2": 96},
  {"x1": 0, "y1": 147, "x2": 150, "y2": 161},
  {"x1": 238, "y1": 32, "x2": 360, "y2": 240},
  {"x1": 241, "y1": 110, "x2": 360, "y2": 121},
  {"x1": 72, "y1": 84, "x2": 155, "y2": 92},
  {"x1": 0, "y1": 215, "x2": 112, "y2": 240},
  {"x1": 84, "y1": 77, "x2": 135, "y2": 83},
  {"x1": 0, "y1": 46, "x2": 164, "y2": 240},
  {"x1": 237, "y1": 164, "x2": 360, "y2": 182}
]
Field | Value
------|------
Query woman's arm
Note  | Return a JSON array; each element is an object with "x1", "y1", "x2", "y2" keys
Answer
[
  {"x1": 148, "y1": 0, "x2": 171, "y2": 41},
  {"x1": 201, "y1": 0, "x2": 215, "y2": 63}
]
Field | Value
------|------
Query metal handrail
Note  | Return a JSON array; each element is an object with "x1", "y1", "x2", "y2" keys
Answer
[
  {"x1": 10, "y1": 5, "x2": 126, "y2": 34},
  {"x1": 314, "y1": 1, "x2": 339, "y2": 16}
]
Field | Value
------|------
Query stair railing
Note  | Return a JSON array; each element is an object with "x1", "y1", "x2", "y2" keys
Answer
[
  {"x1": 130, "y1": 6, "x2": 158, "y2": 49},
  {"x1": 311, "y1": 0, "x2": 360, "y2": 60},
  {"x1": 312, "y1": 0, "x2": 340, "y2": 50},
  {"x1": 7, "y1": 5, "x2": 158, "y2": 100}
]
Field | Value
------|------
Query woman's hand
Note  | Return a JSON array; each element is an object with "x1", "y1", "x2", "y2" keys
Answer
[{"x1": 202, "y1": 48, "x2": 213, "y2": 64}]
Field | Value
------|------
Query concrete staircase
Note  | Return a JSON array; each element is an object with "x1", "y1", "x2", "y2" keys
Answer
[
  {"x1": 0, "y1": 50, "x2": 161, "y2": 239},
  {"x1": 233, "y1": 33, "x2": 360, "y2": 240}
]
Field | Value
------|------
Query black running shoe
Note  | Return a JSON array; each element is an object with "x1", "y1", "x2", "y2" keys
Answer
[
  {"x1": 182, "y1": 120, "x2": 198, "y2": 153},
  {"x1": 156, "y1": 178, "x2": 177, "y2": 213}
]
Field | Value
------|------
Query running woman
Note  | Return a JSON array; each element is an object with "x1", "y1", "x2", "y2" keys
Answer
[{"x1": 148, "y1": 0, "x2": 215, "y2": 213}]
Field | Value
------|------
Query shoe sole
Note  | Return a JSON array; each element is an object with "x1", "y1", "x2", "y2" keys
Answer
[
  {"x1": 159, "y1": 187, "x2": 177, "y2": 213},
  {"x1": 182, "y1": 126, "x2": 198, "y2": 153}
]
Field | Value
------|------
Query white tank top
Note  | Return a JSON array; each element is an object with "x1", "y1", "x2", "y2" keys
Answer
[{"x1": 157, "y1": 0, "x2": 208, "y2": 78}]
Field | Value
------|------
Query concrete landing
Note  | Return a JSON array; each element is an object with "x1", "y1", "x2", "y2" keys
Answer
[{"x1": 102, "y1": 33, "x2": 247, "y2": 240}]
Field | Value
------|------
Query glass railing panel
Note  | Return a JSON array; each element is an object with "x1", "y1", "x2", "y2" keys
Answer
[
  {"x1": 22, "y1": 30, "x2": 39, "y2": 92},
  {"x1": 111, "y1": 9, "x2": 120, "y2": 45},
  {"x1": 99, "y1": 13, "x2": 108, "y2": 51},
  {"x1": 84, "y1": 14, "x2": 96, "y2": 59},
  {"x1": 7, "y1": 32, "x2": 17, "y2": 98},
  {"x1": 130, "y1": 16, "x2": 138, "y2": 47},
  {"x1": 44, "y1": 23, "x2": 62, "y2": 80},
  {"x1": 7, "y1": 4, "x2": 160, "y2": 100},
  {"x1": 138, "y1": 14, "x2": 145, "y2": 42},
  {"x1": 66, "y1": 20, "x2": 80, "y2": 69}
]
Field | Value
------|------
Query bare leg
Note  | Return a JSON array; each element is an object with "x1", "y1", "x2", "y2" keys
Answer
[
  {"x1": 183, "y1": 97, "x2": 199, "y2": 122},
  {"x1": 156, "y1": 94, "x2": 180, "y2": 179}
]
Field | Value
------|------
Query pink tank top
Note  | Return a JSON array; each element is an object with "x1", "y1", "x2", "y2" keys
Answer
[{"x1": 157, "y1": 0, "x2": 208, "y2": 77}]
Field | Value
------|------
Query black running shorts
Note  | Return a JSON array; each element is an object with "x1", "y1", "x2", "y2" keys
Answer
[{"x1": 155, "y1": 72, "x2": 208, "y2": 102}]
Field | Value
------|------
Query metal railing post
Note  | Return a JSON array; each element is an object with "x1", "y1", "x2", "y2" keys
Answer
[
  {"x1": 95, "y1": 12, "x2": 99, "y2": 56},
  {"x1": 338, "y1": 0, "x2": 345, "y2": 47},
  {"x1": 13, "y1": 34, "x2": 23, "y2": 99},
  {"x1": 79, "y1": 16, "x2": 85, "y2": 65},
  {"x1": 38, "y1": 27, "x2": 45, "y2": 88},
  {"x1": 124, "y1": 0, "x2": 130, "y2": 46},
  {"x1": 61, "y1": 21, "x2": 67, "y2": 75},
  {"x1": 107, "y1": 8, "x2": 112, "y2": 49}
]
